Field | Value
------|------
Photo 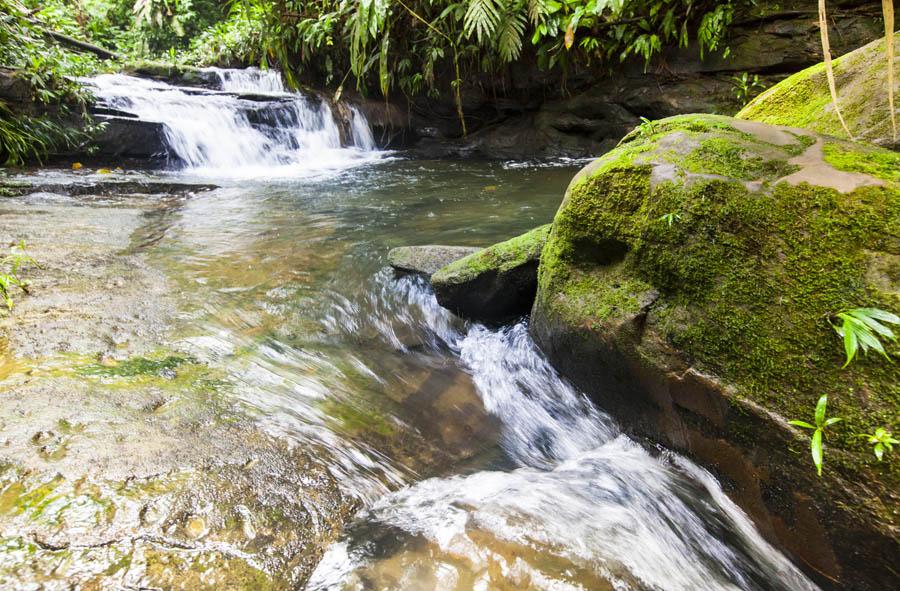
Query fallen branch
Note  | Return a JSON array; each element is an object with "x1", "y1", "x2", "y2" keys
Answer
[{"x1": 27, "y1": 19, "x2": 121, "y2": 61}]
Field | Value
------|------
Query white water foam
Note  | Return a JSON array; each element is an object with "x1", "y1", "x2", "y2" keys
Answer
[{"x1": 86, "y1": 69, "x2": 381, "y2": 178}]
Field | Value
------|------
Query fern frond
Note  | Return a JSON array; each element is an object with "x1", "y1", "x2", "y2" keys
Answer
[
  {"x1": 497, "y1": 5, "x2": 527, "y2": 62},
  {"x1": 527, "y1": 0, "x2": 550, "y2": 26},
  {"x1": 464, "y1": 0, "x2": 501, "y2": 43}
]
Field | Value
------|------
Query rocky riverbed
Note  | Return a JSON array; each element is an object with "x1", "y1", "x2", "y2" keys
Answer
[{"x1": 0, "y1": 174, "x2": 358, "y2": 589}]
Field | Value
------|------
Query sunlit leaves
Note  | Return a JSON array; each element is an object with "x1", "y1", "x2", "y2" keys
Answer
[
  {"x1": 832, "y1": 308, "x2": 899, "y2": 367},
  {"x1": 789, "y1": 395, "x2": 842, "y2": 477},
  {"x1": 857, "y1": 428, "x2": 898, "y2": 462},
  {"x1": 464, "y1": 0, "x2": 501, "y2": 43}
]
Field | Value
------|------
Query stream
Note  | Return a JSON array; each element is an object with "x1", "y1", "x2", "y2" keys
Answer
[{"x1": 1, "y1": 69, "x2": 821, "y2": 590}]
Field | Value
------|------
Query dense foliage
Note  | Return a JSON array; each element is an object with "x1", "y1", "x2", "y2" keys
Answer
[
  {"x1": 188, "y1": 0, "x2": 738, "y2": 97},
  {"x1": 0, "y1": 0, "x2": 104, "y2": 165}
]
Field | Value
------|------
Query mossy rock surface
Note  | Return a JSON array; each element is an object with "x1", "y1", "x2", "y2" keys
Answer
[
  {"x1": 737, "y1": 35, "x2": 899, "y2": 150},
  {"x1": 532, "y1": 113, "x2": 899, "y2": 590},
  {"x1": 124, "y1": 60, "x2": 220, "y2": 89},
  {"x1": 432, "y1": 224, "x2": 550, "y2": 321},
  {"x1": 387, "y1": 245, "x2": 481, "y2": 276}
]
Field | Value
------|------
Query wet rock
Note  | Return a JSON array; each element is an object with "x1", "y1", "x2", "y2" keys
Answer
[
  {"x1": 92, "y1": 115, "x2": 168, "y2": 160},
  {"x1": 738, "y1": 35, "x2": 900, "y2": 150},
  {"x1": 387, "y1": 245, "x2": 481, "y2": 276},
  {"x1": 432, "y1": 225, "x2": 550, "y2": 321},
  {"x1": 125, "y1": 60, "x2": 221, "y2": 89},
  {"x1": 531, "y1": 114, "x2": 898, "y2": 591}
]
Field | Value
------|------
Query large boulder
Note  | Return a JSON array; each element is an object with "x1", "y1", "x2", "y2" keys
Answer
[
  {"x1": 387, "y1": 245, "x2": 481, "y2": 276},
  {"x1": 531, "y1": 114, "x2": 898, "y2": 590},
  {"x1": 738, "y1": 35, "x2": 900, "y2": 150},
  {"x1": 432, "y1": 225, "x2": 550, "y2": 321}
]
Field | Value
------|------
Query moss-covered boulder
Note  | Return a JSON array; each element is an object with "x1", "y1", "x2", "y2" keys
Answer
[
  {"x1": 532, "y1": 114, "x2": 898, "y2": 590},
  {"x1": 387, "y1": 245, "x2": 481, "y2": 276},
  {"x1": 123, "y1": 60, "x2": 221, "y2": 89},
  {"x1": 737, "y1": 35, "x2": 899, "y2": 150},
  {"x1": 432, "y1": 225, "x2": 550, "y2": 321}
]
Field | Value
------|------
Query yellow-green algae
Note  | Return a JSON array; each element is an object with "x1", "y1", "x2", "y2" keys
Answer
[{"x1": 537, "y1": 114, "x2": 899, "y2": 489}]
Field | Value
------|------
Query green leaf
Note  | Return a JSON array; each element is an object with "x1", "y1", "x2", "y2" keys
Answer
[
  {"x1": 811, "y1": 429, "x2": 823, "y2": 476},
  {"x1": 854, "y1": 307, "x2": 900, "y2": 326},
  {"x1": 814, "y1": 395, "x2": 828, "y2": 427},
  {"x1": 823, "y1": 417, "x2": 843, "y2": 426},
  {"x1": 874, "y1": 442, "x2": 884, "y2": 461},
  {"x1": 841, "y1": 320, "x2": 858, "y2": 367},
  {"x1": 788, "y1": 420, "x2": 815, "y2": 429}
]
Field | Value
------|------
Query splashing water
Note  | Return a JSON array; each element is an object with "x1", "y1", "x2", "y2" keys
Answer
[
  {"x1": 85, "y1": 69, "x2": 380, "y2": 178},
  {"x1": 308, "y1": 274, "x2": 820, "y2": 590}
]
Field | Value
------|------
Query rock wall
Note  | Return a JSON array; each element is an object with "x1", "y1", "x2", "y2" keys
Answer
[{"x1": 353, "y1": 0, "x2": 884, "y2": 158}]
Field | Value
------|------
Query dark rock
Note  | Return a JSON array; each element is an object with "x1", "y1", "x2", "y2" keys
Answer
[
  {"x1": 125, "y1": 61, "x2": 221, "y2": 89},
  {"x1": 432, "y1": 225, "x2": 550, "y2": 321},
  {"x1": 92, "y1": 115, "x2": 168, "y2": 160},
  {"x1": 531, "y1": 114, "x2": 898, "y2": 591},
  {"x1": 387, "y1": 245, "x2": 481, "y2": 276}
]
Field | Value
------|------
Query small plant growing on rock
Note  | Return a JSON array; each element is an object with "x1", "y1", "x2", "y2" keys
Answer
[
  {"x1": 0, "y1": 241, "x2": 37, "y2": 310},
  {"x1": 730, "y1": 72, "x2": 765, "y2": 105},
  {"x1": 831, "y1": 307, "x2": 899, "y2": 367},
  {"x1": 636, "y1": 117, "x2": 656, "y2": 139},
  {"x1": 658, "y1": 212, "x2": 682, "y2": 226},
  {"x1": 789, "y1": 395, "x2": 842, "y2": 477},
  {"x1": 857, "y1": 427, "x2": 898, "y2": 462}
]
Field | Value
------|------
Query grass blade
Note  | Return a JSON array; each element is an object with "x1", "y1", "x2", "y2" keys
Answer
[{"x1": 811, "y1": 429, "x2": 824, "y2": 476}]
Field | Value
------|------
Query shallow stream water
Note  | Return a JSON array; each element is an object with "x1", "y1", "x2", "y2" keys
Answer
[{"x1": 4, "y1": 70, "x2": 822, "y2": 590}]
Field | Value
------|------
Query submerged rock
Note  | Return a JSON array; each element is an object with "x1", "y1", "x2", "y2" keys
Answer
[
  {"x1": 432, "y1": 225, "x2": 550, "y2": 321},
  {"x1": 531, "y1": 114, "x2": 898, "y2": 590},
  {"x1": 738, "y1": 35, "x2": 900, "y2": 151},
  {"x1": 387, "y1": 245, "x2": 480, "y2": 276}
]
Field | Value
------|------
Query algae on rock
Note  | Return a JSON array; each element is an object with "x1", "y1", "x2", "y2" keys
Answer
[
  {"x1": 737, "y1": 35, "x2": 900, "y2": 150},
  {"x1": 532, "y1": 113, "x2": 899, "y2": 590}
]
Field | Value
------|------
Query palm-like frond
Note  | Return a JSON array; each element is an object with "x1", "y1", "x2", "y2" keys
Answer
[
  {"x1": 496, "y1": 4, "x2": 527, "y2": 61},
  {"x1": 464, "y1": 0, "x2": 501, "y2": 43}
]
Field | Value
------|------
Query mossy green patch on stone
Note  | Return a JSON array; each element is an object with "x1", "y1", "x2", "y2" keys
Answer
[
  {"x1": 823, "y1": 141, "x2": 900, "y2": 184},
  {"x1": 682, "y1": 137, "x2": 799, "y2": 181},
  {"x1": 737, "y1": 35, "x2": 900, "y2": 149},
  {"x1": 78, "y1": 354, "x2": 194, "y2": 378},
  {"x1": 432, "y1": 224, "x2": 550, "y2": 284},
  {"x1": 536, "y1": 114, "x2": 900, "y2": 490}
]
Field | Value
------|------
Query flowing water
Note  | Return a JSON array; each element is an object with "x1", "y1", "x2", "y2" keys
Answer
[{"x1": 36, "y1": 70, "x2": 821, "y2": 589}]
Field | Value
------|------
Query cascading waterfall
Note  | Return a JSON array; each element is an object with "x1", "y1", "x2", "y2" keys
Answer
[{"x1": 85, "y1": 68, "x2": 378, "y2": 176}]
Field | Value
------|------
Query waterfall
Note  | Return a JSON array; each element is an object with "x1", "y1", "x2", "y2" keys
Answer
[{"x1": 85, "y1": 68, "x2": 379, "y2": 177}]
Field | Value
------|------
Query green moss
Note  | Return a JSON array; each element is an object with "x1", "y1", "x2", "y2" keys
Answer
[
  {"x1": 78, "y1": 354, "x2": 193, "y2": 378},
  {"x1": 737, "y1": 36, "x2": 898, "y2": 147},
  {"x1": 433, "y1": 224, "x2": 550, "y2": 283},
  {"x1": 538, "y1": 114, "x2": 900, "y2": 492},
  {"x1": 823, "y1": 142, "x2": 900, "y2": 184},
  {"x1": 682, "y1": 137, "x2": 799, "y2": 181}
]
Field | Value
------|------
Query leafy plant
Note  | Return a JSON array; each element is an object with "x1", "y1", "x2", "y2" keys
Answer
[
  {"x1": 730, "y1": 72, "x2": 765, "y2": 105},
  {"x1": 857, "y1": 427, "x2": 898, "y2": 462},
  {"x1": 636, "y1": 116, "x2": 656, "y2": 139},
  {"x1": 0, "y1": 241, "x2": 37, "y2": 310},
  {"x1": 831, "y1": 307, "x2": 899, "y2": 367},
  {"x1": 658, "y1": 212, "x2": 682, "y2": 226},
  {"x1": 789, "y1": 395, "x2": 842, "y2": 477}
]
